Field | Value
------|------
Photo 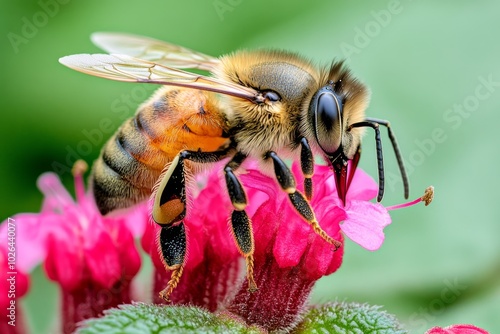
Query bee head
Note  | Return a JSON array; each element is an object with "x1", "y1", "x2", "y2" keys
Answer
[{"x1": 308, "y1": 63, "x2": 369, "y2": 166}]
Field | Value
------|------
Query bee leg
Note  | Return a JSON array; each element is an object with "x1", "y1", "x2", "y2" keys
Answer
[
  {"x1": 266, "y1": 151, "x2": 342, "y2": 250},
  {"x1": 224, "y1": 152, "x2": 257, "y2": 292},
  {"x1": 153, "y1": 154, "x2": 187, "y2": 226},
  {"x1": 153, "y1": 149, "x2": 231, "y2": 301},
  {"x1": 153, "y1": 150, "x2": 232, "y2": 225},
  {"x1": 157, "y1": 222, "x2": 186, "y2": 302},
  {"x1": 299, "y1": 137, "x2": 314, "y2": 200},
  {"x1": 230, "y1": 210, "x2": 257, "y2": 292}
]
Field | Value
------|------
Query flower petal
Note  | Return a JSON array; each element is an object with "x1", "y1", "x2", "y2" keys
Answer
[
  {"x1": 301, "y1": 201, "x2": 345, "y2": 280},
  {"x1": 272, "y1": 204, "x2": 311, "y2": 268},
  {"x1": 188, "y1": 173, "x2": 235, "y2": 267},
  {"x1": 142, "y1": 223, "x2": 165, "y2": 270},
  {"x1": 340, "y1": 201, "x2": 391, "y2": 251},
  {"x1": 345, "y1": 168, "x2": 379, "y2": 202},
  {"x1": 44, "y1": 230, "x2": 85, "y2": 291},
  {"x1": 85, "y1": 229, "x2": 121, "y2": 289},
  {"x1": 115, "y1": 202, "x2": 149, "y2": 238},
  {"x1": 426, "y1": 324, "x2": 490, "y2": 334},
  {"x1": 0, "y1": 213, "x2": 48, "y2": 273},
  {"x1": 115, "y1": 224, "x2": 142, "y2": 279},
  {"x1": 37, "y1": 172, "x2": 75, "y2": 213}
]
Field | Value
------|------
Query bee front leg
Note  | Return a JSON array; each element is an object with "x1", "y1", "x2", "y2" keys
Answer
[
  {"x1": 266, "y1": 151, "x2": 342, "y2": 250},
  {"x1": 224, "y1": 152, "x2": 257, "y2": 292},
  {"x1": 299, "y1": 137, "x2": 314, "y2": 200},
  {"x1": 153, "y1": 149, "x2": 230, "y2": 301}
]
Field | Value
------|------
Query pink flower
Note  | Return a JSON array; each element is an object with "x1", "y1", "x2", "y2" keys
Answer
[
  {"x1": 426, "y1": 324, "x2": 490, "y2": 334},
  {"x1": 227, "y1": 162, "x2": 396, "y2": 331},
  {"x1": 2, "y1": 161, "x2": 148, "y2": 334},
  {"x1": 144, "y1": 160, "x2": 431, "y2": 331}
]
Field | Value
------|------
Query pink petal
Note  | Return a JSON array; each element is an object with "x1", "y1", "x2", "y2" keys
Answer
[
  {"x1": 37, "y1": 172, "x2": 75, "y2": 213},
  {"x1": 345, "y1": 168, "x2": 378, "y2": 202},
  {"x1": 184, "y1": 222, "x2": 207, "y2": 269},
  {"x1": 44, "y1": 231, "x2": 85, "y2": 291},
  {"x1": 142, "y1": 224, "x2": 165, "y2": 270},
  {"x1": 426, "y1": 324, "x2": 490, "y2": 334},
  {"x1": 240, "y1": 169, "x2": 281, "y2": 204},
  {"x1": 340, "y1": 201, "x2": 391, "y2": 251},
  {"x1": 251, "y1": 204, "x2": 281, "y2": 258},
  {"x1": 272, "y1": 202, "x2": 310, "y2": 268},
  {"x1": 245, "y1": 188, "x2": 271, "y2": 217},
  {"x1": 115, "y1": 202, "x2": 149, "y2": 238},
  {"x1": 0, "y1": 213, "x2": 48, "y2": 273},
  {"x1": 85, "y1": 229, "x2": 121, "y2": 289},
  {"x1": 301, "y1": 202, "x2": 345, "y2": 280},
  {"x1": 314, "y1": 198, "x2": 346, "y2": 232},
  {"x1": 128, "y1": 205, "x2": 150, "y2": 237},
  {"x1": 188, "y1": 175, "x2": 236, "y2": 267},
  {"x1": 113, "y1": 221, "x2": 141, "y2": 279}
]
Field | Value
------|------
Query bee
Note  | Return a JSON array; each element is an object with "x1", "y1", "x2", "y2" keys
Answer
[{"x1": 59, "y1": 32, "x2": 409, "y2": 301}]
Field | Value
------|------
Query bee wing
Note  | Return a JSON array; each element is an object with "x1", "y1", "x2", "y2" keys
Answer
[
  {"x1": 59, "y1": 53, "x2": 257, "y2": 101},
  {"x1": 91, "y1": 32, "x2": 220, "y2": 71}
]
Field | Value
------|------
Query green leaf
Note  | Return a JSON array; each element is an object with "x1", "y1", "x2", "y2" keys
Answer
[
  {"x1": 294, "y1": 302, "x2": 407, "y2": 334},
  {"x1": 76, "y1": 302, "x2": 263, "y2": 334}
]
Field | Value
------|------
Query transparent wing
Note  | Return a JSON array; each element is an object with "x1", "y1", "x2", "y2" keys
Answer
[
  {"x1": 59, "y1": 53, "x2": 257, "y2": 101},
  {"x1": 91, "y1": 32, "x2": 220, "y2": 71}
]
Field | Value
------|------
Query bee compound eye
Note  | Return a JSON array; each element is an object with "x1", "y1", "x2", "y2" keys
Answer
[
  {"x1": 317, "y1": 93, "x2": 339, "y2": 132},
  {"x1": 310, "y1": 89, "x2": 343, "y2": 155}
]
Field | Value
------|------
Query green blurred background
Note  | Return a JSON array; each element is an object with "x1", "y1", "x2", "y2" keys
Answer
[{"x1": 1, "y1": 0, "x2": 499, "y2": 333}]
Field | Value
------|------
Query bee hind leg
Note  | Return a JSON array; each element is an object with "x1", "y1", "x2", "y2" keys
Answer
[
  {"x1": 266, "y1": 151, "x2": 342, "y2": 250},
  {"x1": 153, "y1": 149, "x2": 230, "y2": 301},
  {"x1": 157, "y1": 223, "x2": 186, "y2": 302}
]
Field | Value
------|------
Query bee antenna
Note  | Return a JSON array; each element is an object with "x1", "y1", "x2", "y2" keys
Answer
[{"x1": 348, "y1": 118, "x2": 410, "y2": 201}]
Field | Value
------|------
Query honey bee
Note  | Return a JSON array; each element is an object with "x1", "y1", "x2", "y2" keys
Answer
[{"x1": 59, "y1": 32, "x2": 409, "y2": 301}]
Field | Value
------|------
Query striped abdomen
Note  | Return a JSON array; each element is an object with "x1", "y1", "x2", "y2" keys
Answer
[{"x1": 91, "y1": 87, "x2": 229, "y2": 215}]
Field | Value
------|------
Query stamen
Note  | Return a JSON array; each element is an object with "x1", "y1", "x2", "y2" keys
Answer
[
  {"x1": 386, "y1": 186, "x2": 434, "y2": 210},
  {"x1": 72, "y1": 160, "x2": 88, "y2": 203}
]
